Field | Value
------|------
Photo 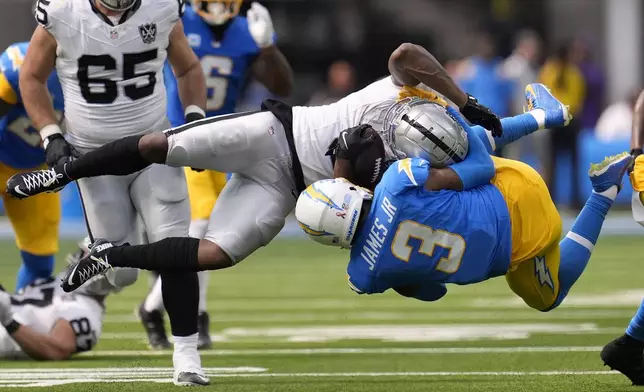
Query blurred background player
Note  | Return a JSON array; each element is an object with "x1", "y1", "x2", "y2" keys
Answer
[
  {"x1": 139, "y1": 0, "x2": 294, "y2": 350},
  {"x1": 0, "y1": 42, "x2": 63, "y2": 292},
  {"x1": 0, "y1": 242, "x2": 125, "y2": 360}
]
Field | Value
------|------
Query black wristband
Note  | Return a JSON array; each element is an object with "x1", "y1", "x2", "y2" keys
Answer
[
  {"x1": 185, "y1": 112, "x2": 205, "y2": 124},
  {"x1": 631, "y1": 148, "x2": 643, "y2": 157},
  {"x1": 5, "y1": 320, "x2": 21, "y2": 335}
]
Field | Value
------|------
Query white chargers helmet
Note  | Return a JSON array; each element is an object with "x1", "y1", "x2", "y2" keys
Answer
[
  {"x1": 295, "y1": 178, "x2": 372, "y2": 249},
  {"x1": 392, "y1": 100, "x2": 468, "y2": 168}
]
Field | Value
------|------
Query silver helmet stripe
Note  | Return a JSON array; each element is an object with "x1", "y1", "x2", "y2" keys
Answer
[{"x1": 401, "y1": 114, "x2": 464, "y2": 163}]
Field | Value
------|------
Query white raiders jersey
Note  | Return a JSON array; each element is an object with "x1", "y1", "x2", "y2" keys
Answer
[
  {"x1": 292, "y1": 76, "x2": 451, "y2": 185},
  {"x1": 0, "y1": 277, "x2": 104, "y2": 358},
  {"x1": 35, "y1": 0, "x2": 185, "y2": 148}
]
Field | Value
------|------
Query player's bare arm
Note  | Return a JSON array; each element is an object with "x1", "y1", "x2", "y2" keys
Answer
[
  {"x1": 19, "y1": 26, "x2": 58, "y2": 133},
  {"x1": 388, "y1": 43, "x2": 468, "y2": 108},
  {"x1": 167, "y1": 20, "x2": 207, "y2": 113},
  {"x1": 631, "y1": 89, "x2": 644, "y2": 153},
  {"x1": 10, "y1": 319, "x2": 76, "y2": 360},
  {"x1": 424, "y1": 167, "x2": 463, "y2": 191},
  {"x1": 388, "y1": 43, "x2": 502, "y2": 136},
  {"x1": 251, "y1": 46, "x2": 294, "y2": 97}
]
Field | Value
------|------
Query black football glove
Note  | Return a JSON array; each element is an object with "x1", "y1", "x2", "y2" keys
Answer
[
  {"x1": 44, "y1": 134, "x2": 81, "y2": 167},
  {"x1": 327, "y1": 124, "x2": 379, "y2": 161},
  {"x1": 460, "y1": 94, "x2": 503, "y2": 138}
]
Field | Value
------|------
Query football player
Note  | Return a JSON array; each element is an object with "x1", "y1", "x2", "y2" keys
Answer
[
  {"x1": 139, "y1": 0, "x2": 294, "y2": 350},
  {"x1": 600, "y1": 88, "x2": 644, "y2": 385},
  {"x1": 0, "y1": 247, "x2": 124, "y2": 361},
  {"x1": 296, "y1": 112, "x2": 629, "y2": 310},
  {"x1": 0, "y1": 42, "x2": 63, "y2": 292},
  {"x1": 9, "y1": 45, "x2": 567, "y2": 301},
  {"x1": 21, "y1": 0, "x2": 208, "y2": 385}
]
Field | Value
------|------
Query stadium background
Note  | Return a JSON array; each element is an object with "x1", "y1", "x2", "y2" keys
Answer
[
  {"x1": 0, "y1": 1, "x2": 643, "y2": 390},
  {"x1": 0, "y1": 0, "x2": 641, "y2": 236}
]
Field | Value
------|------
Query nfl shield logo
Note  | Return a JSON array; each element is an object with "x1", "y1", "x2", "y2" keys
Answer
[
  {"x1": 138, "y1": 23, "x2": 157, "y2": 44},
  {"x1": 110, "y1": 30, "x2": 118, "y2": 40}
]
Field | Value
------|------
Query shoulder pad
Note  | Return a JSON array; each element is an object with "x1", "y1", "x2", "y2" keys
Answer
[{"x1": 34, "y1": 0, "x2": 72, "y2": 31}]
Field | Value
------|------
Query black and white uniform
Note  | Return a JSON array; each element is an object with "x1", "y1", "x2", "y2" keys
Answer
[
  {"x1": 36, "y1": 0, "x2": 190, "y2": 283},
  {"x1": 0, "y1": 278, "x2": 104, "y2": 359},
  {"x1": 164, "y1": 76, "x2": 430, "y2": 262}
]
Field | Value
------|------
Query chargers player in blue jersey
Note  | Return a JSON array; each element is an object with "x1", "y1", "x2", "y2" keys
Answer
[
  {"x1": 296, "y1": 84, "x2": 631, "y2": 314},
  {"x1": 138, "y1": 0, "x2": 294, "y2": 350},
  {"x1": 0, "y1": 43, "x2": 64, "y2": 291}
]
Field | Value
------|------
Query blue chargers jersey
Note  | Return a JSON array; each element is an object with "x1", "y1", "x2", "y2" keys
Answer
[
  {"x1": 347, "y1": 158, "x2": 513, "y2": 295},
  {"x1": 0, "y1": 43, "x2": 64, "y2": 169},
  {"x1": 165, "y1": 7, "x2": 265, "y2": 127}
]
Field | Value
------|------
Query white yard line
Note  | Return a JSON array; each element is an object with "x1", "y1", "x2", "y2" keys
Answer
[
  {"x1": 0, "y1": 369, "x2": 623, "y2": 388},
  {"x1": 81, "y1": 346, "x2": 603, "y2": 357},
  {"x1": 103, "y1": 309, "x2": 637, "y2": 323}
]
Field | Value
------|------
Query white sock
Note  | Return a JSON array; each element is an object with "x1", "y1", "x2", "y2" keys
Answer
[
  {"x1": 173, "y1": 333, "x2": 202, "y2": 376},
  {"x1": 143, "y1": 277, "x2": 164, "y2": 313},
  {"x1": 594, "y1": 185, "x2": 618, "y2": 201},
  {"x1": 198, "y1": 271, "x2": 209, "y2": 313}
]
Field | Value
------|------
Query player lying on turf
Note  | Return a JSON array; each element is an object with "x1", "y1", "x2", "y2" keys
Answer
[
  {"x1": 7, "y1": 50, "x2": 567, "y2": 293},
  {"x1": 600, "y1": 88, "x2": 644, "y2": 385},
  {"x1": 295, "y1": 149, "x2": 630, "y2": 311},
  {"x1": 0, "y1": 245, "x2": 127, "y2": 360}
]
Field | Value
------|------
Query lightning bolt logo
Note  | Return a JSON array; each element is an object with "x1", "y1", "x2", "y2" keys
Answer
[
  {"x1": 534, "y1": 256, "x2": 554, "y2": 292},
  {"x1": 397, "y1": 158, "x2": 417, "y2": 186}
]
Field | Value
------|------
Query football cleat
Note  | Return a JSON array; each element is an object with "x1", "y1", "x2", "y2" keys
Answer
[
  {"x1": 197, "y1": 312, "x2": 213, "y2": 350},
  {"x1": 524, "y1": 83, "x2": 572, "y2": 128},
  {"x1": 601, "y1": 335, "x2": 644, "y2": 385},
  {"x1": 174, "y1": 372, "x2": 210, "y2": 387},
  {"x1": 138, "y1": 304, "x2": 172, "y2": 350},
  {"x1": 61, "y1": 238, "x2": 115, "y2": 293},
  {"x1": 589, "y1": 152, "x2": 633, "y2": 193},
  {"x1": 6, "y1": 165, "x2": 70, "y2": 200}
]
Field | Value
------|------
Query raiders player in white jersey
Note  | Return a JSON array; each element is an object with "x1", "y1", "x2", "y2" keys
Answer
[
  {"x1": 10, "y1": 43, "x2": 515, "y2": 292},
  {"x1": 0, "y1": 270, "x2": 117, "y2": 360},
  {"x1": 21, "y1": 0, "x2": 207, "y2": 386}
]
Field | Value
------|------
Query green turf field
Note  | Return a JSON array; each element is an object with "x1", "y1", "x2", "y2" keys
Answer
[{"x1": 0, "y1": 236, "x2": 643, "y2": 391}]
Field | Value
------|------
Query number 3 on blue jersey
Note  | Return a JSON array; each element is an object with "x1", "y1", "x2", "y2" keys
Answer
[
  {"x1": 201, "y1": 55, "x2": 233, "y2": 111},
  {"x1": 391, "y1": 220, "x2": 466, "y2": 274}
]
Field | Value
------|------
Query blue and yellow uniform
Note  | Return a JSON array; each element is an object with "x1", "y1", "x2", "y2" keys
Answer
[
  {"x1": 348, "y1": 157, "x2": 563, "y2": 311},
  {"x1": 0, "y1": 42, "x2": 64, "y2": 289},
  {"x1": 164, "y1": 7, "x2": 265, "y2": 221}
]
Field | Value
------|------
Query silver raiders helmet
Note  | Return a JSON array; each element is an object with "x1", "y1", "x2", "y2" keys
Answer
[{"x1": 392, "y1": 100, "x2": 468, "y2": 168}]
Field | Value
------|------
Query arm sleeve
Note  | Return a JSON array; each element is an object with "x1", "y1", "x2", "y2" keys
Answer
[{"x1": 447, "y1": 106, "x2": 495, "y2": 189}]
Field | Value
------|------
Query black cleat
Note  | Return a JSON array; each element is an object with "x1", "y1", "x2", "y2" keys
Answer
[
  {"x1": 60, "y1": 238, "x2": 114, "y2": 292},
  {"x1": 138, "y1": 304, "x2": 171, "y2": 350},
  {"x1": 197, "y1": 312, "x2": 212, "y2": 350},
  {"x1": 7, "y1": 166, "x2": 69, "y2": 199},
  {"x1": 601, "y1": 335, "x2": 644, "y2": 385}
]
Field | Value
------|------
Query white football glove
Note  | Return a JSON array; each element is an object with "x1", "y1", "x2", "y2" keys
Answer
[
  {"x1": 247, "y1": 2, "x2": 275, "y2": 49},
  {"x1": 0, "y1": 286, "x2": 14, "y2": 327}
]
